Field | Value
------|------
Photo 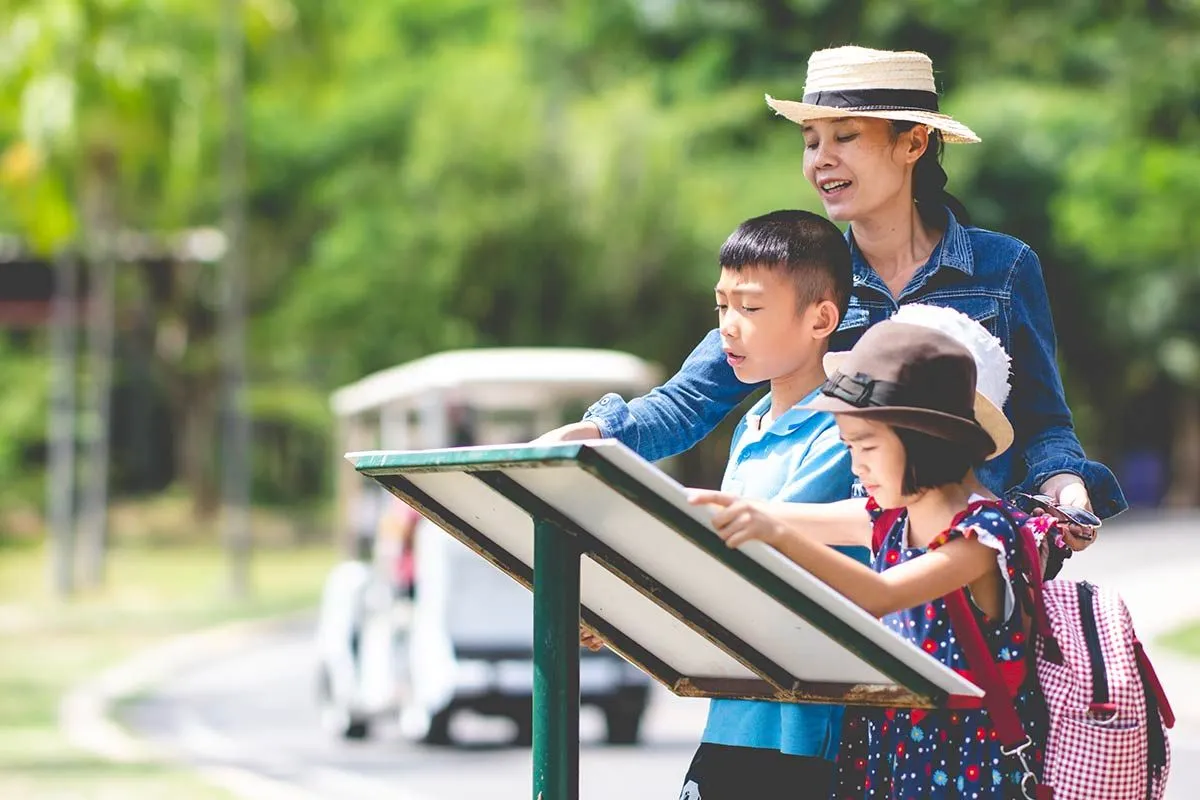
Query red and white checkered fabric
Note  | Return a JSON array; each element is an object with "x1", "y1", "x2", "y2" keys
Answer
[{"x1": 1036, "y1": 580, "x2": 1171, "y2": 800}]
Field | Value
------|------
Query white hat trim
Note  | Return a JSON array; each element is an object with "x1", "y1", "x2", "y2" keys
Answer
[{"x1": 822, "y1": 304, "x2": 1015, "y2": 459}]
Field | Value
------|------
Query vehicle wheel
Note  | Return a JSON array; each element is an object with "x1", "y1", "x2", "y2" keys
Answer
[
  {"x1": 421, "y1": 707, "x2": 454, "y2": 746},
  {"x1": 604, "y1": 706, "x2": 642, "y2": 745},
  {"x1": 317, "y1": 666, "x2": 372, "y2": 741},
  {"x1": 342, "y1": 717, "x2": 371, "y2": 740}
]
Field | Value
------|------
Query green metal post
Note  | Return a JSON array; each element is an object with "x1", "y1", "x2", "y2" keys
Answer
[{"x1": 532, "y1": 518, "x2": 580, "y2": 800}]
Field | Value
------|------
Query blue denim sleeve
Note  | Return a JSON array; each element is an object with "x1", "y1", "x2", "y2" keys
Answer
[
  {"x1": 1007, "y1": 248, "x2": 1127, "y2": 519},
  {"x1": 582, "y1": 328, "x2": 760, "y2": 462}
]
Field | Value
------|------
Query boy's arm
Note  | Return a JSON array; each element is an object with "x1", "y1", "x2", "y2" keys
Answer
[
  {"x1": 774, "y1": 426, "x2": 857, "y2": 507},
  {"x1": 573, "y1": 329, "x2": 760, "y2": 461},
  {"x1": 687, "y1": 493, "x2": 873, "y2": 551},
  {"x1": 774, "y1": 429, "x2": 872, "y2": 560},
  {"x1": 765, "y1": 498, "x2": 872, "y2": 548},
  {"x1": 690, "y1": 427, "x2": 872, "y2": 549}
]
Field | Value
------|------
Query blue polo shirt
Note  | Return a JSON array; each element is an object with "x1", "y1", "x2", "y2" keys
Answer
[{"x1": 700, "y1": 386, "x2": 869, "y2": 759}]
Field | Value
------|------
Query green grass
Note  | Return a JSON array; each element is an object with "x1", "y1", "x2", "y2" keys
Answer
[
  {"x1": 1161, "y1": 619, "x2": 1200, "y2": 659},
  {"x1": 0, "y1": 540, "x2": 336, "y2": 799}
]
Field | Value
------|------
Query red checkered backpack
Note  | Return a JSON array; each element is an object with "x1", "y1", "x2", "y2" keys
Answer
[{"x1": 873, "y1": 503, "x2": 1175, "y2": 800}]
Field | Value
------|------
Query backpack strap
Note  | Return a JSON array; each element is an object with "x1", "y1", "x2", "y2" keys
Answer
[
  {"x1": 1132, "y1": 636, "x2": 1175, "y2": 729},
  {"x1": 1016, "y1": 516, "x2": 1063, "y2": 663},
  {"x1": 942, "y1": 503, "x2": 1056, "y2": 800},
  {"x1": 944, "y1": 592, "x2": 1047, "y2": 799},
  {"x1": 1134, "y1": 635, "x2": 1174, "y2": 796},
  {"x1": 871, "y1": 506, "x2": 904, "y2": 553}
]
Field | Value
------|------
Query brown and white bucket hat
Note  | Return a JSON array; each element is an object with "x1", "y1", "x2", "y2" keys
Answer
[{"x1": 805, "y1": 321, "x2": 1012, "y2": 461}]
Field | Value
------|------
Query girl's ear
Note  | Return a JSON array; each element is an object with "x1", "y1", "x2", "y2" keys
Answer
[{"x1": 811, "y1": 299, "x2": 842, "y2": 339}]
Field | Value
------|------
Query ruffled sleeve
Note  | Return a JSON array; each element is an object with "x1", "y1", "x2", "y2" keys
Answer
[{"x1": 928, "y1": 501, "x2": 1023, "y2": 622}]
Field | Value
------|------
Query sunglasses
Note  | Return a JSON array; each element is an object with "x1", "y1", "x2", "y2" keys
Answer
[{"x1": 1010, "y1": 492, "x2": 1101, "y2": 540}]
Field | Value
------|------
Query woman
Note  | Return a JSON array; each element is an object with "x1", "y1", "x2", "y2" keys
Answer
[{"x1": 540, "y1": 45, "x2": 1125, "y2": 538}]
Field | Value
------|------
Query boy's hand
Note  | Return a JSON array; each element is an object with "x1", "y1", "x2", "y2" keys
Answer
[
  {"x1": 530, "y1": 421, "x2": 601, "y2": 444},
  {"x1": 688, "y1": 490, "x2": 787, "y2": 550},
  {"x1": 580, "y1": 623, "x2": 605, "y2": 652}
]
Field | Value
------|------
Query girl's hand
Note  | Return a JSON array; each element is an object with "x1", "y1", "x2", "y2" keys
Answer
[
  {"x1": 1038, "y1": 473, "x2": 1099, "y2": 551},
  {"x1": 687, "y1": 490, "x2": 789, "y2": 550}
]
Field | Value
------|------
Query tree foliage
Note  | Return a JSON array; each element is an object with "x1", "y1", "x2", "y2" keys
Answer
[{"x1": 1, "y1": 0, "x2": 1197, "y2": 515}]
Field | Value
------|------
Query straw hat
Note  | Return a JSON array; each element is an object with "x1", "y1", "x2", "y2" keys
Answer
[
  {"x1": 819, "y1": 305, "x2": 1014, "y2": 459},
  {"x1": 765, "y1": 46, "x2": 981, "y2": 144}
]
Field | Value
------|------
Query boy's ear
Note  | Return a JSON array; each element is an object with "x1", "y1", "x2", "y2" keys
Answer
[{"x1": 811, "y1": 299, "x2": 841, "y2": 339}]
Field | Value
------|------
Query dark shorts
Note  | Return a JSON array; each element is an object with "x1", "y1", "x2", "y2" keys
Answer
[{"x1": 678, "y1": 742, "x2": 835, "y2": 800}]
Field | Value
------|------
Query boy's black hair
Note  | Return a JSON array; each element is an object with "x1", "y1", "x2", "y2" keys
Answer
[
  {"x1": 718, "y1": 209, "x2": 852, "y2": 322},
  {"x1": 896, "y1": 427, "x2": 977, "y2": 495}
]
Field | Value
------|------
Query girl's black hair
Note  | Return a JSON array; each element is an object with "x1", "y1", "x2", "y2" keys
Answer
[
  {"x1": 890, "y1": 122, "x2": 972, "y2": 230},
  {"x1": 896, "y1": 427, "x2": 977, "y2": 496}
]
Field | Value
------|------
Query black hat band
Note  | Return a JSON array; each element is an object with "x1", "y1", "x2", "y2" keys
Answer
[
  {"x1": 822, "y1": 370, "x2": 977, "y2": 423},
  {"x1": 821, "y1": 372, "x2": 901, "y2": 408},
  {"x1": 802, "y1": 88, "x2": 940, "y2": 114}
]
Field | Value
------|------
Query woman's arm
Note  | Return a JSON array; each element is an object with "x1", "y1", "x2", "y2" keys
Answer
[
  {"x1": 578, "y1": 329, "x2": 760, "y2": 461},
  {"x1": 1007, "y1": 247, "x2": 1127, "y2": 520}
]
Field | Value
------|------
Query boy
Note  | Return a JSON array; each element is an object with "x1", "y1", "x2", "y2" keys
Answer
[{"x1": 677, "y1": 209, "x2": 869, "y2": 799}]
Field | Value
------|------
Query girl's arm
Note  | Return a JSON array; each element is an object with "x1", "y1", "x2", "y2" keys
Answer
[
  {"x1": 580, "y1": 329, "x2": 759, "y2": 461},
  {"x1": 758, "y1": 525, "x2": 996, "y2": 618},
  {"x1": 1007, "y1": 247, "x2": 1127, "y2": 520},
  {"x1": 724, "y1": 520, "x2": 998, "y2": 618}
]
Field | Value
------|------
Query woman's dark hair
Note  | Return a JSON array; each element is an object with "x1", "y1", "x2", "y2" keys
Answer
[
  {"x1": 890, "y1": 122, "x2": 972, "y2": 230},
  {"x1": 896, "y1": 427, "x2": 976, "y2": 496}
]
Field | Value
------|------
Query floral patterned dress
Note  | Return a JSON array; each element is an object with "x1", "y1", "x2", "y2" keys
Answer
[{"x1": 830, "y1": 497, "x2": 1050, "y2": 800}]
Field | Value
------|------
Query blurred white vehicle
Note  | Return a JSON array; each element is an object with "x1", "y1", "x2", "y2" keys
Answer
[{"x1": 316, "y1": 348, "x2": 662, "y2": 745}]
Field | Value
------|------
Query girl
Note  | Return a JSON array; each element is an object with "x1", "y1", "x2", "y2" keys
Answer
[
  {"x1": 538, "y1": 45, "x2": 1121, "y2": 543},
  {"x1": 695, "y1": 308, "x2": 1052, "y2": 798}
]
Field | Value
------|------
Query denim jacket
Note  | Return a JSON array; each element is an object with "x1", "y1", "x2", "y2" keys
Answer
[{"x1": 584, "y1": 210, "x2": 1127, "y2": 519}]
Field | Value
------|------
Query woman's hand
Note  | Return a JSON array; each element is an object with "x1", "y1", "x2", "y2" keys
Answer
[
  {"x1": 687, "y1": 490, "x2": 790, "y2": 550},
  {"x1": 529, "y1": 421, "x2": 601, "y2": 444},
  {"x1": 1038, "y1": 473, "x2": 1099, "y2": 551}
]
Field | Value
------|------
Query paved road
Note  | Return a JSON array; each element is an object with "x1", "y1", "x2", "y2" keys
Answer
[
  {"x1": 124, "y1": 619, "x2": 707, "y2": 799},
  {"x1": 124, "y1": 513, "x2": 1200, "y2": 799}
]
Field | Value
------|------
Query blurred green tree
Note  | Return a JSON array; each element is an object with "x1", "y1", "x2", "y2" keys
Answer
[{"x1": 0, "y1": 0, "x2": 1196, "y2": 524}]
